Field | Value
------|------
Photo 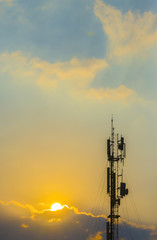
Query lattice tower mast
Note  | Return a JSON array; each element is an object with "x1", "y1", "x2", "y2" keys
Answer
[{"x1": 106, "y1": 118, "x2": 128, "y2": 240}]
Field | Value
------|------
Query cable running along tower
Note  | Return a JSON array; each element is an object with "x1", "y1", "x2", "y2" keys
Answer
[{"x1": 106, "y1": 118, "x2": 128, "y2": 240}]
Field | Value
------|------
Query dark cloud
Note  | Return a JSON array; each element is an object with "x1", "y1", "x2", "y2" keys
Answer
[{"x1": 0, "y1": 201, "x2": 155, "y2": 240}]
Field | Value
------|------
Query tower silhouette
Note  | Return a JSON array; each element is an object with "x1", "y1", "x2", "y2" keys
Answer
[{"x1": 106, "y1": 118, "x2": 128, "y2": 240}]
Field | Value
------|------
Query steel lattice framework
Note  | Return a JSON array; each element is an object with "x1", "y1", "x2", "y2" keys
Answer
[{"x1": 106, "y1": 119, "x2": 128, "y2": 240}]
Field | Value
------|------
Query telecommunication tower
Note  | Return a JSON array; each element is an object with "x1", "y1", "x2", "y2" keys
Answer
[{"x1": 106, "y1": 118, "x2": 128, "y2": 240}]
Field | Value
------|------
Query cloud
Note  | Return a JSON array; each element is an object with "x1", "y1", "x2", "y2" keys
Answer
[
  {"x1": 31, "y1": 56, "x2": 109, "y2": 88},
  {"x1": 150, "y1": 232, "x2": 157, "y2": 240},
  {"x1": 88, "y1": 232, "x2": 103, "y2": 240},
  {"x1": 0, "y1": 51, "x2": 153, "y2": 108},
  {"x1": 0, "y1": 0, "x2": 15, "y2": 6},
  {"x1": 84, "y1": 85, "x2": 152, "y2": 107},
  {"x1": 0, "y1": 200, "x2": 155, "y2": 240},
  {"x1": 21, "y1": 224, "x2": 29, "y2": 228},
  {"x1": 87, "y1": 85, "x2": 136, "y2": 101},
  {"x1": 0, "y1": 51, "x2": 150, "y2": 106},
  {"x1": 94, "y1": 0, "x2": 157, "y2": 61},
  {"x1": 0, "y1": 51, "x2": 109, "y2": 89}
]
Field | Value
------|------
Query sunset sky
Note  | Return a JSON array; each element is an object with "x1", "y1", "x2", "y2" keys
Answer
[{"x1": 0, "y1": 0, "x2": 157, "y2": 239}]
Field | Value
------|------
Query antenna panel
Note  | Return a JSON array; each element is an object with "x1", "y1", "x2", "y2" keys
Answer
[
  {"x1": 107, "y1": 139, "x2": 111, "y2": 157},
  {"x1": 107, "y1": 167, "x2": 110, "y2": 194}
]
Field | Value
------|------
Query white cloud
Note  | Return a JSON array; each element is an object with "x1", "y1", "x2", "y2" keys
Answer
[{"x1": 94, "y1": 0, "x2": 157, "y2": 61}]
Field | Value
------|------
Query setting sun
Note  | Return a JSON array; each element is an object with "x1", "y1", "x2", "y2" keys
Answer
[
  {"x1": 50, "y1": 203, "x2": 69, "y2": 211},
  {"x1": 51, "y1": 203, "x2": 63, "y2": 211}
]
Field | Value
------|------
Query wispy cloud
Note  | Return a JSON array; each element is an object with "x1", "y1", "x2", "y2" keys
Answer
[
  {"x1": 31, "y1": 56, "x2": 109, "y2": 88},
  {"x1": 87, "y1": 85, "x2": 135, "y2": 101},
  {"x1": 0, "y1": 51, "x2": 151, "y2": 106},
  {"x1": 0, "y1": 51, "x2": 108, "y2": 89},
  {"x1": 94, "y1": 0, "x2": 157, "y2": 62}
]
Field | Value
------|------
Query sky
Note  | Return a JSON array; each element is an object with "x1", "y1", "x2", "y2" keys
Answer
[{"x1": 0, "y1": 0, "x2": 157, "y2": 239}]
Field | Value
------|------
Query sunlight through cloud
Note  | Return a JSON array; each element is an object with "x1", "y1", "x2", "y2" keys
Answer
[{"x1": 50, "y1": 203, "x2": 69, "y2": 211}]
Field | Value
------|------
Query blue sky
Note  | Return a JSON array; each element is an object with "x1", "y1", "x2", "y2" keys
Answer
[{"x1": 0, "y1": 0, "x2": 106, "y2": 61}]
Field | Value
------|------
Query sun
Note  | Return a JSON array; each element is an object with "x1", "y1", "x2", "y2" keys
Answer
[{"x1": 51, "y1": 203, "x2": 63, "y2": 211}]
